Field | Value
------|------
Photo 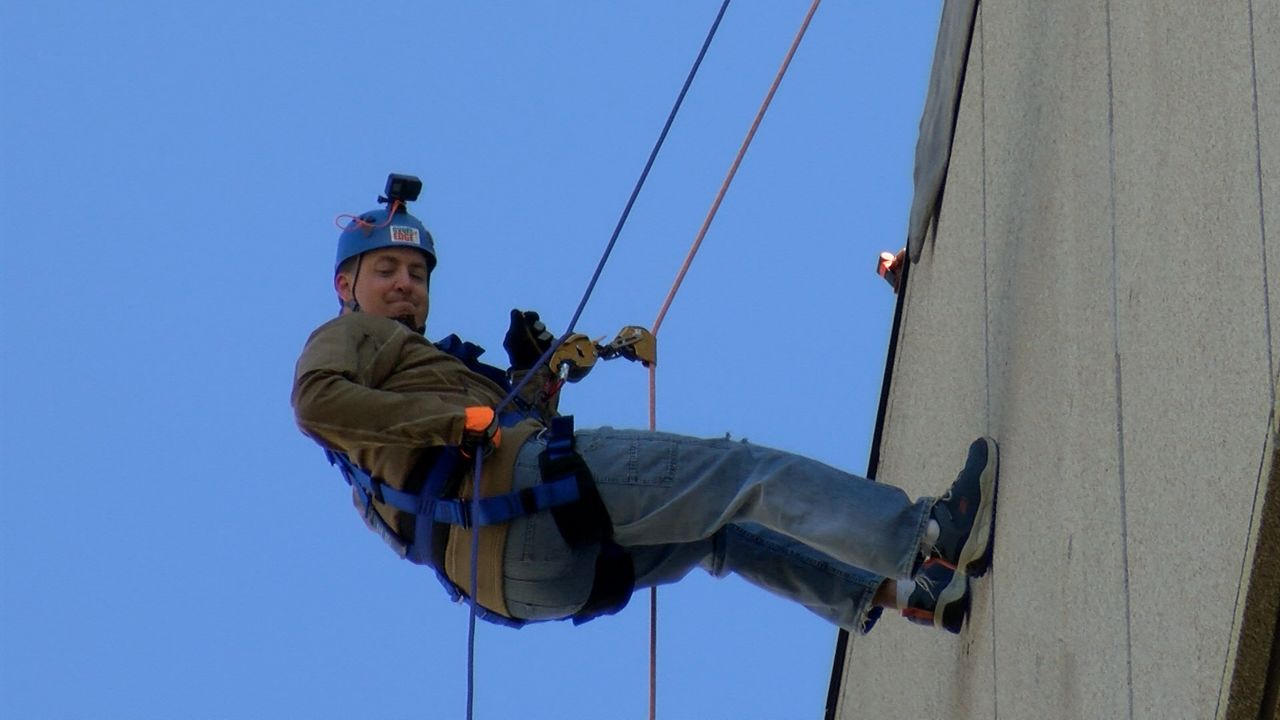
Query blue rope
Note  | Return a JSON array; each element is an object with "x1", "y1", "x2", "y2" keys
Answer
[
  {"x1": 464, "y1": 3, "x2": 732, "y2": 718},
  {"x1": 562, "y1": 0, "x2": 734, "y2": 335},
  {"x1": 466, "y1": 453, "x2": 483, "y2": 720},
  {"x1": 490, "y1": 0, "x2": 733, "y2": 426}
]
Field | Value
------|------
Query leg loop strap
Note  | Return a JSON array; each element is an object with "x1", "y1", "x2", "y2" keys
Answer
[{"x1": 539, "y1": 416, "x2": 636, "y2": 623}]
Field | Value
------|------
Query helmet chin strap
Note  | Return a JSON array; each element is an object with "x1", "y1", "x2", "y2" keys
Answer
[{"x1": 347, "y1": 255, "x2": 364, "y2": 313}]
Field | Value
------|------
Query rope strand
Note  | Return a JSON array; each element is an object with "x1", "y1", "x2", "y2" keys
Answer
[
  {"x1": 466, "y1": 454, "x2": 483, "y2": 720},
  {"x1": 645, "y1": 6, "x2": 821, "y2": 717},
  {"x1": 491, "y1": 0, "x2": 733, "y2": 420},
  {"x1": 564, "y1": 0, "x2": 734, "y2": 336},
  {"x1": 465, "y1": 1, "x2": 822, "y2": 715},
  {"x1": 465, "y1": 5, "x2": 732, "y2": 719},
  {"x1": 651, "y1": 0, "x2": 822, "y2": 336}
]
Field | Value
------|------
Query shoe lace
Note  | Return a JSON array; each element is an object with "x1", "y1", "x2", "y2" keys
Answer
[{"x1": 914, "y1": 573, "x2": 939, "y2": 602}]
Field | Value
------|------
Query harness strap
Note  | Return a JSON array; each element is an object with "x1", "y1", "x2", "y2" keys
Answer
[
  {"x1": 334, "y1": 450, "x2": 581, "y2": 528},
  {"x1": 326, "y1": 448, "x2": 525, "y2": 628},
  {"x1": 540, "y1": 418, "x2": 613, "y2": 547},
  {"x1": 538, "y1": 416, "x2": 636, "y2": 624},
  {"x1": 324, "y1": 413, "x2": 634, "y2": 627}
]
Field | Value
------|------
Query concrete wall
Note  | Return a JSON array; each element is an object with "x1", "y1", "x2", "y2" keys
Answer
[{"x1": 832, "y1": 2, "x2": 1278, "y2": 718}]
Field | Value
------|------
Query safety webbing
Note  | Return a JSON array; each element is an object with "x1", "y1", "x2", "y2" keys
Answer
[
  {"x1": 645, "y1": 4, "x2": 822, "y2": 720},
  {"x1": 463, "y1": 5, "x2": 731, "y2": 719}
]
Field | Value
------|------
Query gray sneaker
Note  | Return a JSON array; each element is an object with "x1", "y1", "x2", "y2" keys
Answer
[
  {"x1": 930, "y1": 437, "x2": 999, "y2": 578},
  {"x1": 902, "y1": 557, "x2": 971, "y2": 633}
]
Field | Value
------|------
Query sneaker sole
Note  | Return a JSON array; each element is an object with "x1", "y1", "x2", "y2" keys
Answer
[
  {"x1": 934, "y1": 568, "x2": 972, "y2": 634},
  {"x1": 954, "y1": 437, "x2": 999, "y2": 579}
]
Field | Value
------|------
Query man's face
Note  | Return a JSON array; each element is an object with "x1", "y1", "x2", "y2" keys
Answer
[{"x1": 335, "y1": 247, "x2": 431, "y2": 329}]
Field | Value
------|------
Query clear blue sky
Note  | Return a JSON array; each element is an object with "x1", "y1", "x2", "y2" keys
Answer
[{"x1": 0, "y1": 2, "x2": 941, "y2": 718}]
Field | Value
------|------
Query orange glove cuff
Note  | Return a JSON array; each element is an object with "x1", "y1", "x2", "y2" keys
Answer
[
  {"x1": 464, "y1": 406, "x2": 495, "y2": 433},
  {"x1": 463, "y1": 406, "x2": 502, "y2": 450}
]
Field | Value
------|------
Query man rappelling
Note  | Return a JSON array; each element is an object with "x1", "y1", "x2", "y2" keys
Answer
[{"x1": 291, "y1": 173, "x2": 1000, "y2": 635}]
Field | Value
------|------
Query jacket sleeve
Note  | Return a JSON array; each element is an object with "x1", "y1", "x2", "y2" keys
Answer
[{"x1": 292, "y1": 316, "x2": 468, "y2": 452}]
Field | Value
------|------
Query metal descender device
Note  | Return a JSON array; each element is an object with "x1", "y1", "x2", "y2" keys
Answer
[{"x1": 550, "y1": 326, "x2": 657, "y2": 382}]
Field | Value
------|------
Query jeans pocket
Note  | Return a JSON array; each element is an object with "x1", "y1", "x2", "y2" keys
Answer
[{"x1": 580, "y1": 430, "x2": 678, "y2": 487}]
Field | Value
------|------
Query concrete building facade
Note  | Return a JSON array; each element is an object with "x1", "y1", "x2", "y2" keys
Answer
[{"x1": 830, "y1": 1, "x2": 1278, "y2": 718}]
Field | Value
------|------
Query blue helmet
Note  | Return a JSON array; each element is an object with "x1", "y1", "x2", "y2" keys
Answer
[{"x1": 334, "y1": 206, "x2": 437, "y2": 274}]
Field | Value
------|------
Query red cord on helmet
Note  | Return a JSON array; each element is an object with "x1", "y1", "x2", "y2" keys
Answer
[{"x1": 333, "y1": 199, "x2": 402, "y2": 231}]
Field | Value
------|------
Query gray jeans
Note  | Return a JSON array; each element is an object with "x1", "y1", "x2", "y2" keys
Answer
[{"x1": 501, "y1": 428, "x2": 933, "y2": 632}]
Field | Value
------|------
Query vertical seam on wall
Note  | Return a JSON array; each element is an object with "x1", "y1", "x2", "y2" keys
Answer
[
  {"x1": 978, "y1": 6, "x2": 997, "y2": 720},
  {"x1": 1104, "y1": 2, "x2": 1136, "y2": 718},
  {"x1": 1247, "y1": 0, "x2": 1275, "y2": 408},
  {"x1": 981, "y1": 3, "x2": 992, "y2": 463}
]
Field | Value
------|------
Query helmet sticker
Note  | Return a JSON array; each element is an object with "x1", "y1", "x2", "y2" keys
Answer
[{"x1": 389, "y1": 226, "x2": 421, "y2": 245}]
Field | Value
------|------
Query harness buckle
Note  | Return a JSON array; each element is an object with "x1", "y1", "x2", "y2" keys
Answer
[
  {"x1": 518, "y1": 486, "x2": 540, "y2": 515},
  {"x1": 366, "y1": 477, "x2": 386, "y2": 504},
  {"x1": 455, "y1": 499, "x2": 472, "y2": 529}
]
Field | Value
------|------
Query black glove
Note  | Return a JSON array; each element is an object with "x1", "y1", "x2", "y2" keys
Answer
[{"x1": 503, "y1": 309, "x2": 556, "y2": 371}]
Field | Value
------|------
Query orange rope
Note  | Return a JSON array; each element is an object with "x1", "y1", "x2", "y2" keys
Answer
[
  {"x1": 650, "y1": 0, "x2": 822, "y2": 338},
  {"x1": 645, "y1": 2, "x2": 822, "y2": 718}
]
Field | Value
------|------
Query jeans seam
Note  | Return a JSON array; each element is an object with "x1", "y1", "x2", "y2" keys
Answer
[
  {"x1": 727, "y1": 526, "x2": 881, "y2": 592},
  {"x1": 897, "y1": 499, "x2": 937, "y2": 578}
]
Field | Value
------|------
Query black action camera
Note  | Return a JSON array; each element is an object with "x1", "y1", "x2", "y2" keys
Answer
[{"x1": 379, "y1": 173, "x2": 422, "y2": 206}]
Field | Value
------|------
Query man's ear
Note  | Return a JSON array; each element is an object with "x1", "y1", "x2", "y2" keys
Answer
[{"x1": 334, "y1": 272, "x2": 353, "y2": 307}]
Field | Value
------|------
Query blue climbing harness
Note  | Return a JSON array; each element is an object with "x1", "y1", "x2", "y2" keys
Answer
[{"x1": 323, "y1": 336, "x2": 634, "y2": 627}]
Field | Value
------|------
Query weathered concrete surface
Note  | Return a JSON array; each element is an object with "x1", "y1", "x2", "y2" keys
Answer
[
  {"x1": 980, "y1": 2, "x2": 1132, "y2": 717},
  {"x1": 831, "y1": 8, "x2": 991, "y2": 716},
  {"x1": 1258, "y1": 0, "x2": 1280, "y2": 388},
  {"x1": 833, "y1": 1, "x2": 1278, "y2": 718},
  {"x1": 1110, "y1": 4, "x2": 1274, "y2": 716}
]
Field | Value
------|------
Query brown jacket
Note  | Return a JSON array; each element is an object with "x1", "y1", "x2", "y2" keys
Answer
[{"x1": 292, "y1": 312, "x2": 550, "y2": 617}]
